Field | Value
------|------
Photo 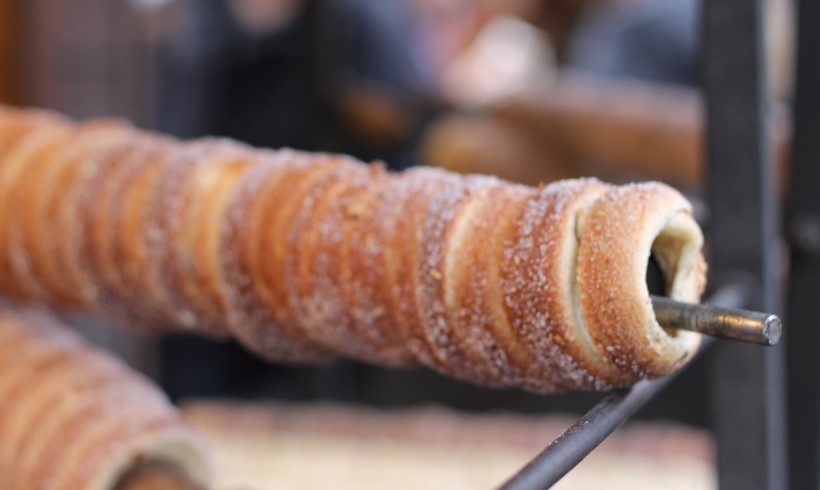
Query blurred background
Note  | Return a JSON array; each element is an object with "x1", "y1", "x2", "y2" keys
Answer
[{"x1": 0, "y1": 0, "x2": 798, "y2": 484}]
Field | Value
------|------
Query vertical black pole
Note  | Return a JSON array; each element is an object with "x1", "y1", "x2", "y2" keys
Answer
[
  {"x1": 786, "y1": 0, "x2": 820, "y2": 487},
  {"x1": 701, "y1": 0, "x2": 787, "y2": 489}
]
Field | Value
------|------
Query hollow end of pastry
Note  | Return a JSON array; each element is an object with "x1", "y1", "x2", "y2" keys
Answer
[
  {"x1": 113, "y1": 461, "x2": 205, "y2": 490},
  {"x1": 646, "y1": 210, "x2": 706, "y2": 357},
  {"x1": 99, "y1": 429, "x2": 211, "y2": 490},
  {"x1": 574, "y1": 182, "x2": 710, "y2": 383}
]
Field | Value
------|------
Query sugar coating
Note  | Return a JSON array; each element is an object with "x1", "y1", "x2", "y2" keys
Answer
[
  {"x1": 192, "y1": 155, "x2": 259, "y2": 331},
  {"x1": 46, "y1": 411, "x2": 171, "y2": 489},
  {"x1": 0, "y1": 108, "x2": 709, "y2": 393},
  {"x1": 291, "y1": 162, "x2": 405, "y2": 362},
  {"x1": 370, "y1": 173, "x2": 425, "y2": 360},
  {"x1": 284, "y1": 161, "x2": 366, "y2": 351},
  {"x1": 446, "y1": 184, "x2": 545, "y2": 388},
  {"x1": 220, "y1": 151, "x2": 333, "y2": 362},
  {"x1": 15, "y1": 129, "x2": 79, "y2": 300},
  {"x1": 58, "y1": 140, "x2": 152, "y2": 310},
  {"x1": 384, "y1": 167, "x2": 459, "y2": 368},
  {"x1": 259, "y1": 154, "x2": 352, "y2": 353},
  {"x1": 5, "y1": 353, "x2": 131, "y2": 487},
  {"x1": 105, "y1": 141, "x2": 177, "y2": 330},
  {"x1": 512, "y1": 181, "x2": 608, "y2": 387},
  {"x1": 48, "y1": 131, "x2": 127, "y2": 308},
  {"x1": 0, "y1": 349, "x2": 97, "y2": 479},
  {"x1": 147, "y1": 141, "x2": 207, "y2": 328},
  {"x1": 580, "y1": 191, "x2": 641, "y2": 373},
  {"x1": 15, "y1": 388, "x2": 162, "y2": 490},
  {"x1": 499, "y1": 180, "x2": 611, "y2": 390},
  {"x1": 415, "y1": 173, "x2": 509, "y2": 384},
  {"x1": 0, "y1": 313, "x2": 203, "y2": 490},
  {"x1": 48, "y1": 409, "x2": 176, "y2": 490},
  {"x1": 220, "y1": 159, "x2": 286, "y2": 355},
  {"x1": 146, "y1": 138, "x2": 254, "y2": 336},
  {"x1": 84, "y1": 141, "x2": 176, "y2": 332},
  {"x1": 29, "y1": 123, "x2": 132, "y2": 308},
  {"x1": 0, "y1": 347, "x2": 156, "y2": 489},
  {"x1": 0, "y1": 311, "x2": 202, "y2": 490},
  {"x1": 339, "y1": 170, "x2": 416, "y2": 365},
  {"x1": 8, "y1": 129, "x2": 77, "y2": 301},
  {"x1": 254, "y1": 153, "x2": 327, "y2": 328},
  {"x1": 0, "y1": 125, "x2": 72, "y2": 300},
  {"x1": 577, "y1": 182, "x2": 703, "y2": 379}
]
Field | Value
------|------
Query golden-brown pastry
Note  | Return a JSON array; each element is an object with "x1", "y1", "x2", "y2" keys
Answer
[
  {"x1": 27, "y1": 121, "x2": 132, "y2": 307},
  {"x1": 101, "y1": 138, "x2": 176, "y2": 329},
  {"x1": 578, "y1": 183, "x2": 706, "y2": 378},
  {"x1": 0, "y1": 307, "x2": 211, "y2": 490},
  {"x1": 0, "y1": 117, "x2": 70, "y2": 300},
  {"x1": 55, "y1": 137, "x2": 140, "y2": 309},
  {"x1": 147, "y1": 138, "x2": 255, "y2": 336},
  {"x1": 220, "y1": 151, "x2": 337, "y2": 362},
  {"x1": 0, "y1": 105, "x2": 707, "y2": 392}
]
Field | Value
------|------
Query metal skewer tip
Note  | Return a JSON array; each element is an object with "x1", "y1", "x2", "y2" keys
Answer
[
  {"x1": 650, "y1": 295, "x2": 782, "y2": 346},
  {"x1": 761, "y1": 314, "x2": 783, "y2": 346}
]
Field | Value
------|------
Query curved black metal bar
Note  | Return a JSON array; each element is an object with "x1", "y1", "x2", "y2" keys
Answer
[{"x1": 499, "y1": 285, "x2": 748, "y2": 490}]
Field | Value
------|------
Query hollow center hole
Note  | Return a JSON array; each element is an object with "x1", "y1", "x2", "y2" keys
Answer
[
  {"x1": 114, "y1": 461, "x2": 201, "y2": 490},
  {"x1": 646, "y1": 254, "x2": 667, "y2": 297}
]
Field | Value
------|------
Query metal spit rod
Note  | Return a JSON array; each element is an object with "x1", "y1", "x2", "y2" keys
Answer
[
  {"x1": 651, "y1": 295, "x2": 782, "y2": 346},
  {"x1": 499, "y1": 284, "x2": 754, "y2": 490}
]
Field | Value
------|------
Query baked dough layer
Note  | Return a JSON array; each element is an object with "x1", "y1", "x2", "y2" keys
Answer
[
  {"x1": 0, "y1": 308, "x2": 210, "y2": 490},
  {"x1": 0, "y1": 106, "x2": 707, "y2": 391}
]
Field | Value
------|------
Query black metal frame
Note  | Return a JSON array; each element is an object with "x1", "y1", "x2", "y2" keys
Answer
[
  {"x1": 702, "y1": 0, "x2": 787, "y2": 488},
  {"x1": 500, "y1": 379, "x2": 691, "y2": 490},
  {"x1": 501, "y1": 285, "x2": 745, "y2": 490},
  {"x1": 500, "y1": 0, "x2": 807, "y2": 487},
  {"x1": 786, "y1": 0, "x2": 820, "y2": 488}
]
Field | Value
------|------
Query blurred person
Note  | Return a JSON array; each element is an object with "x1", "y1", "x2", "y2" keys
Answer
[
  {"x1": 431, "y1": 0, "x2": 698, "y2": 106},
  {"x1": 434, "y1": 0, "x2": 791, "y2": 99},
  {"x1": 408, "y1": 0, "x2": 483, "y2": 83},
  {"x1": 567, "y1": 0, "x2": 698, "y2": 86},
  {"x1": 568, "y1": 0, "x2": 792, "y2": 97},
  {"x1": 423, "y1": 0, "x2": 792, "y2": 186},
  {"x1": 158, "y1": 0, "x2": 436, "y2": 169},
  {"x1": 410, "y1": 0, "x2": 580, "y2": 105}
]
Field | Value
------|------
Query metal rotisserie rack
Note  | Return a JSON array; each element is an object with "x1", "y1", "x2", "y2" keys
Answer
[{"x1": 498, "y1": 0, "x2": 819, "y2": 488}]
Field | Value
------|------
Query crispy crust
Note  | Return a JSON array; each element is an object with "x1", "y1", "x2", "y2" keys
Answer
[
  {"x1": 578, "y1": 183, "x2": 706, "y2": 378},
  {"x1": 338, "y1": 172, "x2": 418, "y2": 365},
  {"x1": 220, "y1": 151, "x2": 333, "y2": 362},
  {"x1": 81, "y1": 141, "x2": 174, "y2": 331},
  {"x1": 53, "y1": 138, "x2": 161, "y2": 313},
  {"x1": 149, "y1": 138, "x2": 254, "y2": 336},
  {"x1": 0, "y1": 109, "x2": 70, "y2": 300},
  {"x1": 284, "y1": 156, "x2": 375, "y2": 355},
  {"x1": 0, "y1": 308, "x2": 211, "y2": 490},
  {"x1": 104, "y1": 138, "x2": 176, "y2": 330},
  {"x1": 187, "y1": 148, "x2": 257, "y2": 333},
  {"x1": 386, "y1": 167, "x2": 457, "y2": 370},
  {"x1": 30, "y1": 121, "x2": 133, "y2": 307},
  {"x1": 337, "y1": 167, "x2": 415, "y2": 366},
  {"x1": 0, "y1": 106, "x2": 709, "y2": 392},
  {"x1": 416, "y1": 172, "x2": 509, "y2": 385},
  {"x1": 9, "y1": 128, "x2": 75, "y2": 300},
  {"x1": 453, "y1": 184, "x2": 542, "y2": 388},
  {"x1": 500, "y1": 179, "x2": 634, "y2": 391},
  {"x1": 446, "y1": 183, "x2": 533, "y2": 387},
  {"x1": 293, "y1": 161, "x2": 402, "y2": 362},
  {"x1": 0, "y1": 124, "x2": 72, "y2": 300}
]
